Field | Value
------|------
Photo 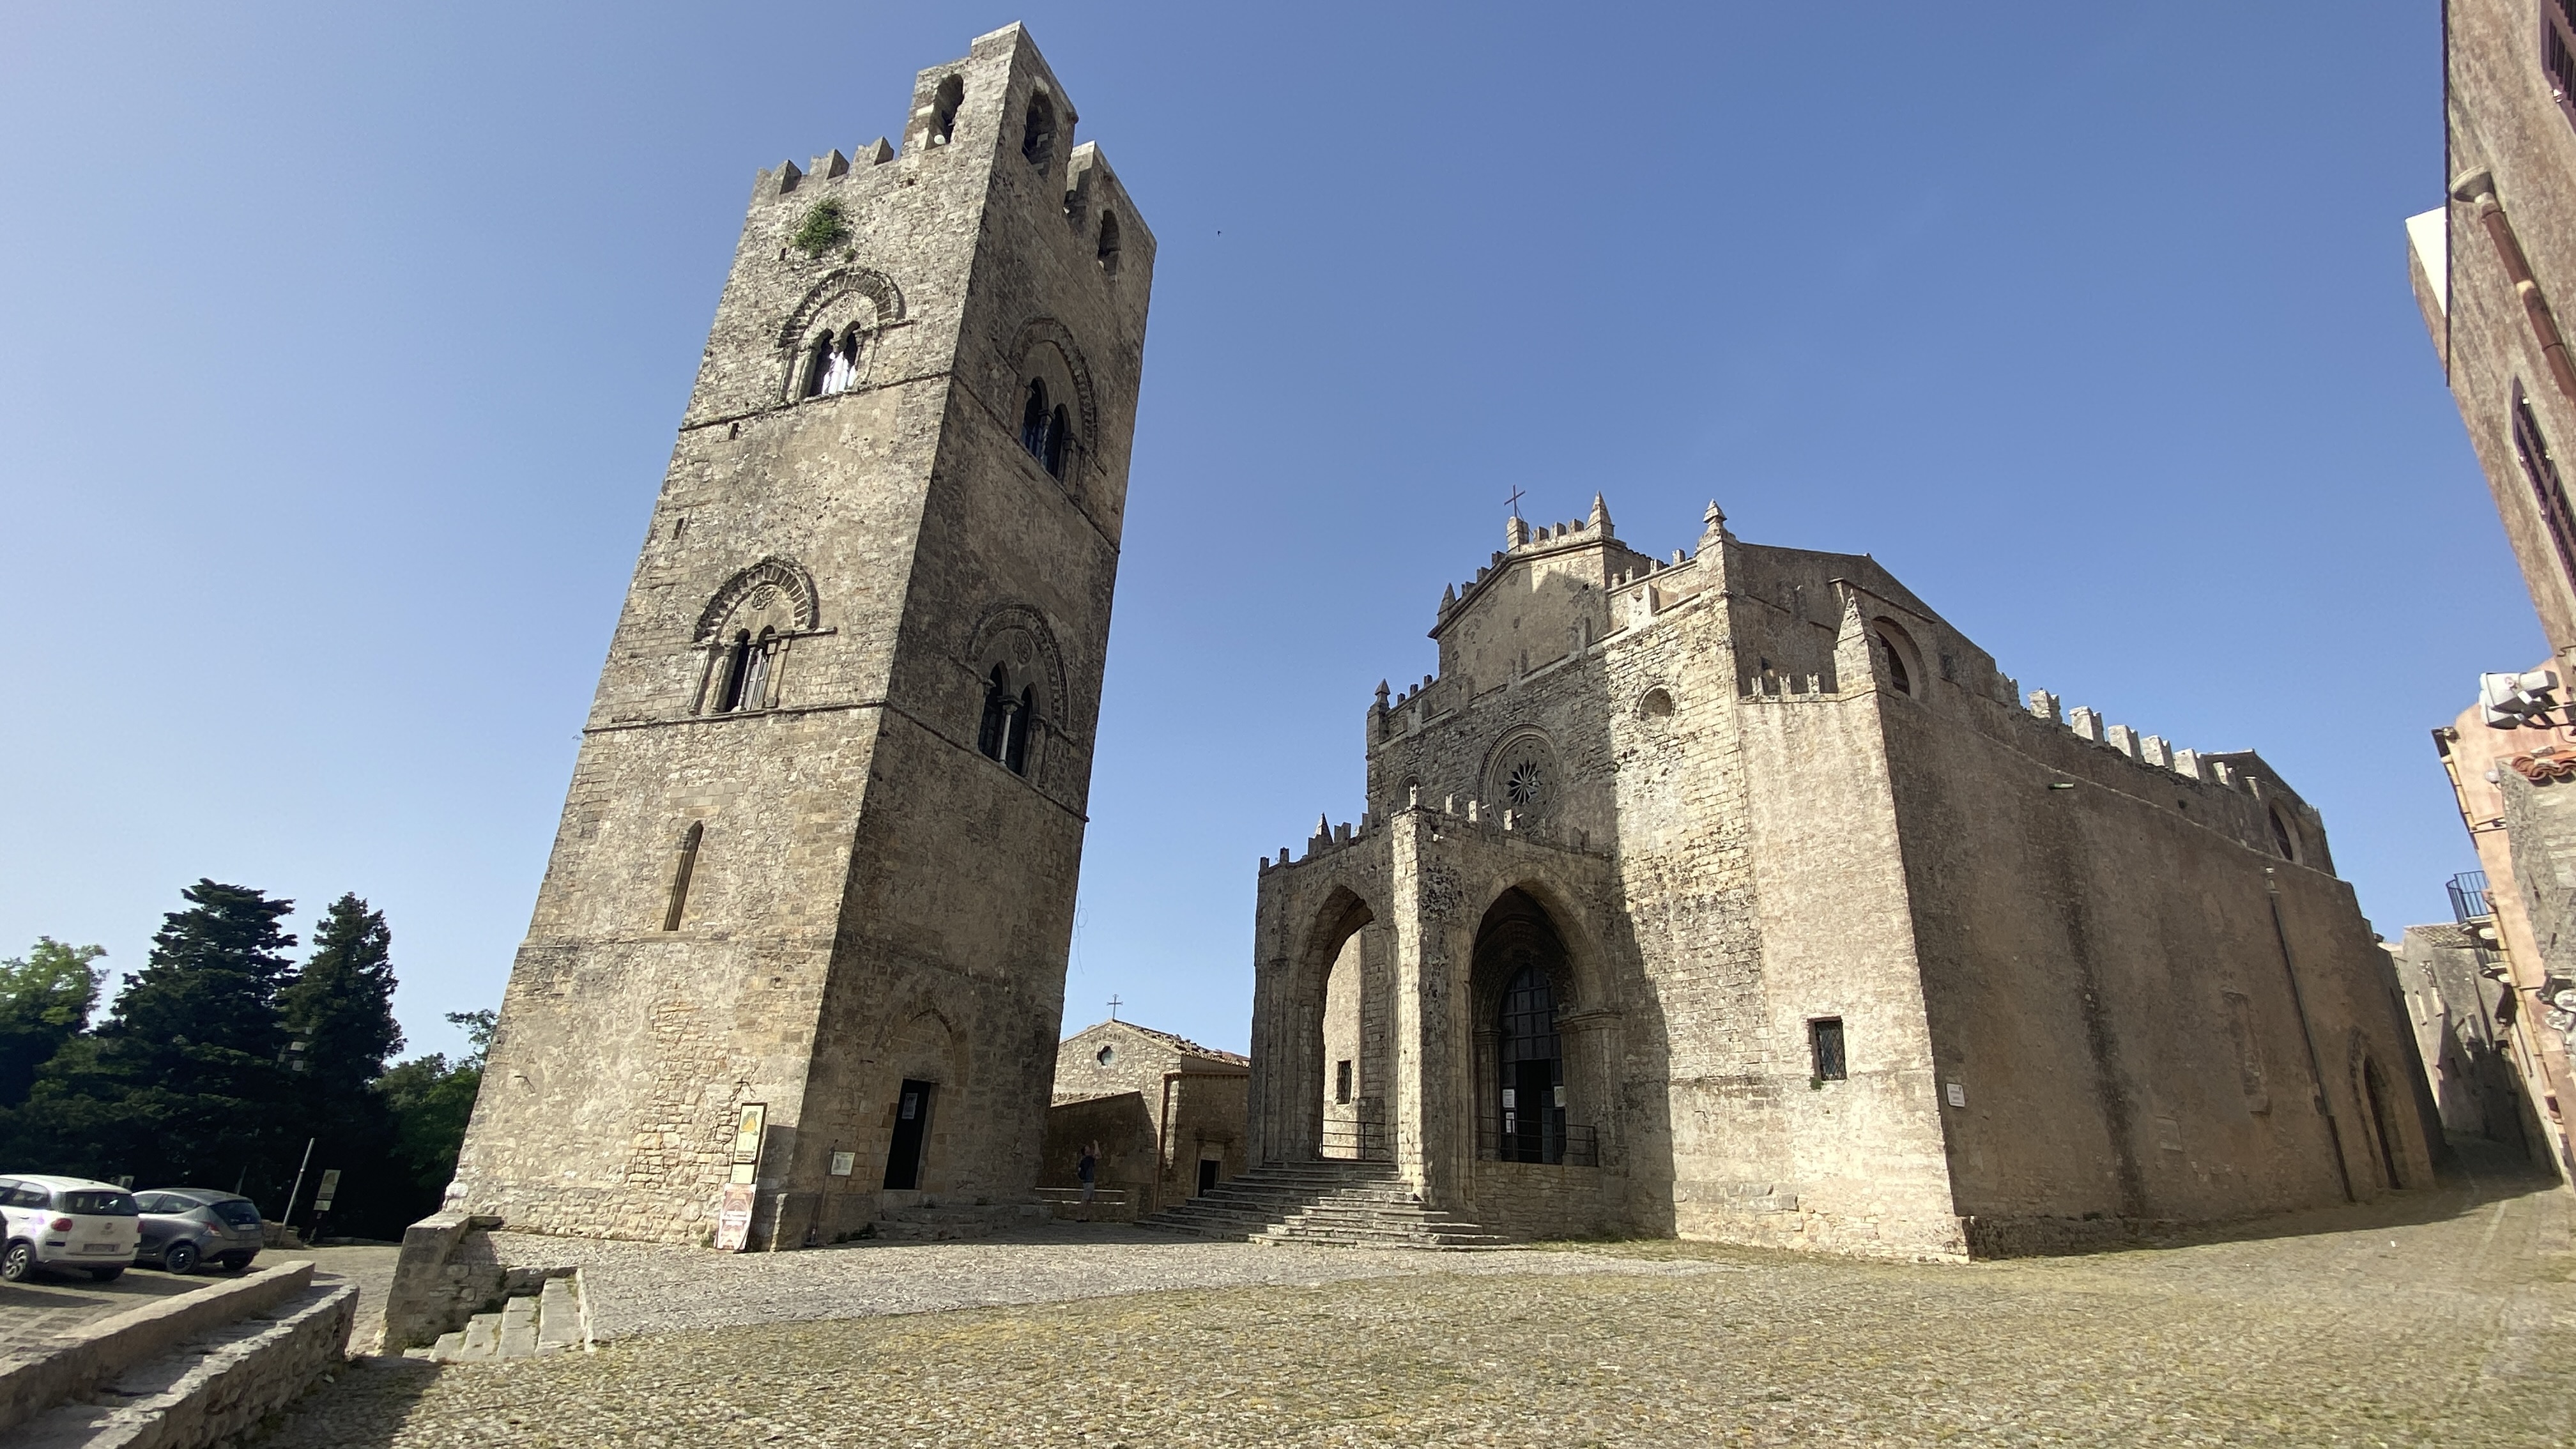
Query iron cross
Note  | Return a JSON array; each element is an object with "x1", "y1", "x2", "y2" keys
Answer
[
  {"x1": 1107, "y1": 994, "x2": 1123, "y2": 1021},
  {"x1": 1505, "y1": 485, "x2": 1526, "y2": 519}
]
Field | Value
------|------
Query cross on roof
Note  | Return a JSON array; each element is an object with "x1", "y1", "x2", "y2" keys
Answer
[
  {"x1": 1107, "y1": 994, "x2": 1123, "y2": 1021},
  {"x1": 1505, "y1": 486, "x2": 1526, "y2": 519}
]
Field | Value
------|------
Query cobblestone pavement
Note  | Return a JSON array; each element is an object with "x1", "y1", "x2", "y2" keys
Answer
[
  {"x1": 0, "y1": 1245, "x2": 395, "y2": 1367},
  {"x1": 259, "y1": 1162, "x2": 2575, "y2": 1448}
]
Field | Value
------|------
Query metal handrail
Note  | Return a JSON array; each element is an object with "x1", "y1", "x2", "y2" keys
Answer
[
  {"x1": 1318, "y1": 1121, "x2": 1394, "y2": 1161},
  {"x1": 1476, "y1": 1119, "x2": 1598, "y2": 1167}
]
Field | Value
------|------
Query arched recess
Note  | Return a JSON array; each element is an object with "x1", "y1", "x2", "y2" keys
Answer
[
  {"x1": 696, "y1": 558, "x2": 820, "y2": 640},
  {"x1": 1004, "y1": 316, "x2": 1098, "y2": 466},
  {"x1": 693, "y1": 559, "x2": 818, "y2": 714},
  {"x1": 875, "y1": 1006, "x2": 968, "y2": 1193},
  {"x1": 1287, "y1": 886, "x2": 1379, "y2": 1163},
  {"x1": 777, "y1": 268, "x2": 907, "y2": 400},
  {"x1": 967, "y1": 602, "x2": 1070, "y2": 783},
  {"x1": 1468, "y1": 886, "x2": 1600, "y2": 1167}
]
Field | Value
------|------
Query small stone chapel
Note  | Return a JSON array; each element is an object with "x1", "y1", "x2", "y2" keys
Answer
[{"x1": 1245, "y1": 498, "x2": 2434, "y2": 1258}]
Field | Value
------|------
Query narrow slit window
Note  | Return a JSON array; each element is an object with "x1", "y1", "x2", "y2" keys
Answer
[
  {"x1": 662, "y1": 822, "x2": 703, "y2": 931},
  {"x1": 1809, "y1": 1017, "x2": 1846, "y2": 1082},
  {"x1": 1335, "y1": 1059, "x2": 1354, "y2": 1104},
  {"x1": 928, "y1": 75, "x2": 962, "y2": 146},
  {"x1": 1096, "y1": 210, "x2": 1122, "y2": 277}
]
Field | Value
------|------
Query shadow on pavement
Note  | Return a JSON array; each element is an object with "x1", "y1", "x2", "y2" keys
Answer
[
  {"x1": 251, "y1": 1356, "x2": 443, "y2": 1449},
  {"x1": 2112, "y1": 1135, "x2": 2565, "y2": 1254}
]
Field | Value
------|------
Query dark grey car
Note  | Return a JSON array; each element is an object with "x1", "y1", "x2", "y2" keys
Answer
[{"x1": 134, "y1": 1189, "x2": 263, "y2": 1273}]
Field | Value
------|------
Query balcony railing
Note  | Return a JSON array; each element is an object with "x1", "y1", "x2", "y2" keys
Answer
[
  {"x1": 1475, "y1": 1119, "x2": 1598, "y2": 1168},
  {"x1": 2450, "y1": 871, "x2": 2493, "y2": 924}
]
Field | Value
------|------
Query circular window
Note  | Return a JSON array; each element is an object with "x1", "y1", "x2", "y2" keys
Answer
[
  {"x1": 1094, "y1": 1045, "x2": 1115, "y2": 1067},
  {"x1": 1483, "y1": 733, "x2": 1559, "y2": 824}
]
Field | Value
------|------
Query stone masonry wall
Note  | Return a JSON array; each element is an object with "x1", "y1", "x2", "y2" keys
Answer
[{"x1": 454, "y1": 24, "x2": 1152, "y2": 1247}]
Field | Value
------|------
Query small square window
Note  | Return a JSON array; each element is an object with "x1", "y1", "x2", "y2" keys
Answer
[
  {"x1": 1335, "y1": 1059, "x2": 1354, "y2": 1104},
  {"x1": 1809, "y1": 1018, "x2": 1847, "y2": 1082}
]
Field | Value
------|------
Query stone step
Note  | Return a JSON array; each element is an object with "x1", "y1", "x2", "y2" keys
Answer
[
  {"x1": 1135, "y1": 1159, "x2": 1510, "y2": 1252},
  {"x1": 417, "y1": 1272, "x2": 592, "y2": 1363}
]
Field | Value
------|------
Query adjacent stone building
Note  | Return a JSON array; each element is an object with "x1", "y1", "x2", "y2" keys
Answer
[
  {"x1": 1042, "y1": 1020, "x2": 1248, "y2": 1217},
  {"x1": 1248, "y1": 500, "x2": 2434, "y2": 1257},
  {"x1": 2389, "y1": 921, "x2": 2542, "y2": 1151},
  {"x1": 446, "y1": 26, "x2": 1154, "y2": 1247},
  {"x1": 2408, "y1": 0, "x2": 2576, "y2": 1183}
]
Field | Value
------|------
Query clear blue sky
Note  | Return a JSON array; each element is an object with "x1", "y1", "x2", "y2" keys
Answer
[{"x1": 0, "y1": 2, "x2": 2531, "y2": 1059}]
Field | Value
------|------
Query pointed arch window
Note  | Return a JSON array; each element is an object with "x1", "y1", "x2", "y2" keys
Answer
[
  {"x1": 804, "y1": 328, "x2": 861, "y2": 397},
  {"x1": 1043, "y1": 405, "x2": 1072, "y2": 479},
  {"x1": 977, "y1": 666, "x2": 1036, "y2": 776},
  {"x1": 1020, "y1": 379, "x2": 1050, "y2": 458},
  {"x1": 1022, "y1": 93, "x2": 1058, "y2": 169},
  {"x1": 714, "y1": 627, "x2": 778, "y2": 713},
  {"x1": 928, "y1": 75, "x2": 962, "y2": 147},
  {"x1": 1096, "y1": 210, "x2": 1123, "y2": 277}
]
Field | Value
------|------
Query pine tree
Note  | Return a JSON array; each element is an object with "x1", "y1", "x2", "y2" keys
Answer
[
  {"x1": 280, "y1": 895, "x2": 402, "y2": 1095},
  {"x1": 28, "y1": 881, "x2": 301, "y2": 1193},
  {"x1": 278, "y1": 894, "x2": 406, "y2": 1234}
]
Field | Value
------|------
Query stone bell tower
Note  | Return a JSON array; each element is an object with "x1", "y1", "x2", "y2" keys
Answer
[{"x1": 448, "y1": 24, "x2": 1153, "y2": 1246}]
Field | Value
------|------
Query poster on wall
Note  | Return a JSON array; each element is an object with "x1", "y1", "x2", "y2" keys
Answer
[
  {"x1": 732, "y1": 1103, "x2": 767, "y2": 1163},
  {"x1": 714, "y1": 1183, "x2": 757, "y2": 1252}
]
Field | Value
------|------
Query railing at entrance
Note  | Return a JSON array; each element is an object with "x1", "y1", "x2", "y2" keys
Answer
[
  {"x1": 1318, "y1": 1121, "x2": 1394, "y2": 1161},
  {"x1": 1476, "y1": 1121, "x2": 1598, "y2": 1167}
]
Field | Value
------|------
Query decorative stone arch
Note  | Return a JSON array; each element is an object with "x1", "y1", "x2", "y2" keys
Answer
[
  {"x1": 1291, "y1": 885, "x2": 1386, "y2": 1162},
  {"x1": 777, "y1": 267, "x2": 907, "y2": 399},
  {"x1": 1467, "y1": 880, "x2": 1614, "y2": 1169},
  {"x1": 1869, "y1": 615, "x2": 1924, "y2": 698},
  {"x1": 695, "y1": 557, "x2": 820, "y2": 641},
  {"x1": 691, "y1": 558, "x2": 819, "y2": 715},
  {"x1": 1005, "y1": 316, "x2": 1098, "y2": 465},
  {"x1": 1481, "y1": 727, "x2": 1561, "y2": 827},
  {"x1": 967, "y1": 602, "x2": 1070, "y2": 785}
]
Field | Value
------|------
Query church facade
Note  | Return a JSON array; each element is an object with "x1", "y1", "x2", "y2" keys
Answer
[
  {"x1": 1248, "y1": 500, "x2": 2434, "y2": 1257},
  {"x1": 448, "y1": 26, "x2": 1152, "y2": 1248}
]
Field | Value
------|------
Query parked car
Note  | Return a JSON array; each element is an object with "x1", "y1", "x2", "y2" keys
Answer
[
  {"x1": 132, "y1": 1188, "x2": 264, "y2": 1274},
  {"x1": 0, "y1": 1174, "x2": 140, "y2": 1282}
]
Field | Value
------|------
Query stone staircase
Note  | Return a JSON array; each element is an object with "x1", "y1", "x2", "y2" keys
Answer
[
  {"x1": 410, "y1": 1273, "x2": 588, "y2": 1363},
  {"x1": 1137, "y1": 1160, "x2": 1512, "y2": 1250}
]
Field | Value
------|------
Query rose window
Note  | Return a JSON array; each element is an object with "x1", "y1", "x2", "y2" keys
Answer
[{"x1": 1507, "y1": 760, "x2": 1544, "y2": 809}]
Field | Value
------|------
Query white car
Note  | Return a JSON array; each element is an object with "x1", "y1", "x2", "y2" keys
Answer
[{"x1": 0, "y1": 1174, "x2": 141, "y2": 1282}]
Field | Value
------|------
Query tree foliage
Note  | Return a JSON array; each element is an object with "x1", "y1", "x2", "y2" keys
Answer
[
  {"x1": 4, "y1": 882, "x2": 494, "y2": 1239},
  {"x1": 0, "y1": 939, "x2": 105, "y2": 1107}
]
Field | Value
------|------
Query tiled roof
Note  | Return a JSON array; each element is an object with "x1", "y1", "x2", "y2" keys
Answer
[{"x1": 2405, "y1": 922, "x2": 2479, "y2": 951}]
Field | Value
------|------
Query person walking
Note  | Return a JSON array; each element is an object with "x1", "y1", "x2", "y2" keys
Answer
[{"x1": 1077, "y1": 1141, "x2": 1100, "y2": 1206}]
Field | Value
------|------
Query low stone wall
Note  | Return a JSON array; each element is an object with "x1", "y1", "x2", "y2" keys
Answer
[
  {"x1": 1463, "y1": 1160, "x2": 1616, "y2": 1239},
  {"x1": 1959, "y1": 1213, "x2": 2159, "y2": 1259},
  {"x1": 18, "y1": 1280, "x2": 357, "y2": 1449},
  {"x1": 0, "y1": 1263, "x2": 316, "y2": 1436}
]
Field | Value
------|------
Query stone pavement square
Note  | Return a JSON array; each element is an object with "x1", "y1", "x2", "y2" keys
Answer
[{"x1": 255, "y1": 1160, "x2": 2575, "y2": 1448}]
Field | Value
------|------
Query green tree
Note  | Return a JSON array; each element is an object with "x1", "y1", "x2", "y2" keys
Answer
[
  {"x1": 0, "y1": 939, "x2": 105, "y2": 1106},
  {"x1": 278, "y1": 894, "x2": 407, "y2": 1234},
  {"x1": 27, "y1": 881, "x2": 300, "y2": 1193},
  {"x1": 374, "y1": 1011, "x2": 496, "y2": 1223}
]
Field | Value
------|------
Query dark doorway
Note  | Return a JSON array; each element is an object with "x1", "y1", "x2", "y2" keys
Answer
[
  {"x1": 1197, "y1": 1158, "x2": 1220, "y2": 1196},
  {"x1": 1497, "y1": 963, "x2": 1565, "y2": 1163},
  {"x1": 882, "y1": 1079, "x2": 934, "y2": 1190}
]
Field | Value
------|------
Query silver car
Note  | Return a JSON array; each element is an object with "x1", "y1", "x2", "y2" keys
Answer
[{"x1": 133, "y1": 1188, "x2": 264, "y2": 1274}]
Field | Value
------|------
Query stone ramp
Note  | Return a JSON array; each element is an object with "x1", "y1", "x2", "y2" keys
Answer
[
  {"x1": 1137, "y1": 1160, "x2": 1511, "y2": 1250},
  {"x1": 11, "y1": 1276, "x2": 355, "y2": 1449}
]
